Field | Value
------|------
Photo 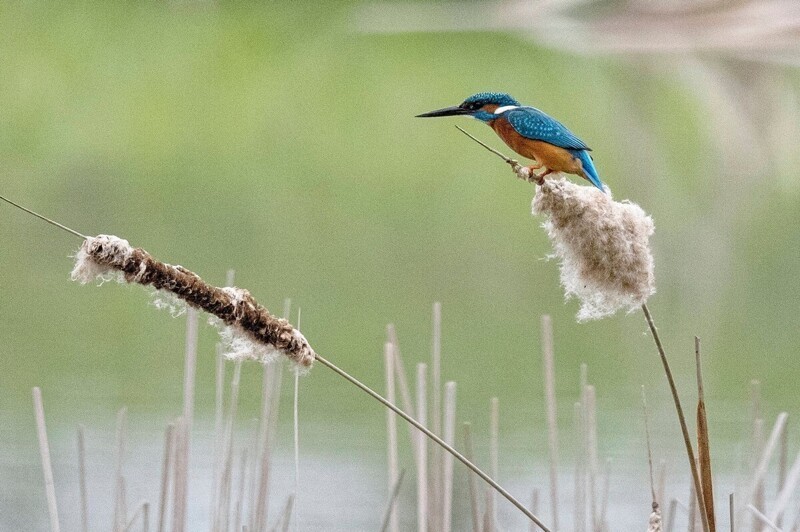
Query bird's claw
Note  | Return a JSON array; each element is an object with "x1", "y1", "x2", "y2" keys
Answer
[{"x1": 510, "y1": 161, "x2": 543, "y2": 185}]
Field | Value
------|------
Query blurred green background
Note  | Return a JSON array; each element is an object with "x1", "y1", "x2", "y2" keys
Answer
[{"x1": 1, "y1": 2, "x2": 798, "y2": 530}]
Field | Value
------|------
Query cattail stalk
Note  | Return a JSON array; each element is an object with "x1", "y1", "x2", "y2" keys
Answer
[
  {"x1": 379, "y1": 470, "x2": 406, "y2": 532},
  {"x1": 384, "y1": 342, "x2": 400, "y2": 532},
  {"x1": 540, "y1": 315, "x2": 559, "y2": 530},
  {"x1": 694, "y1": 338, "x2": 715, "y2": 531},
  {"x1": 642, "y1": 303, "x2": 709, "y2": 532},
  {"x1": 463, "y1": 422, "x2": 481, "y2": 532},
  {"x1": 77, "y1": 425, "x2": 89, "y2": 532},
  {"x1": 431, "y1": 302, "x2": 443, "y2": 532},
  {"x1": 442, "y1": 381, "x2": 457, "y2": 532},
  {"x1": 157, "y1": 423, "x2": 175, "y2": 532},
  {"x1": 33, "y1": 387, "x2": 61, "y2": 532},
  {"x1": 113, "y1": 407, "x2": 128, "y2": 532},
  {"x1": 415, "y1": 363, "x2": 428, "y2": 532}
]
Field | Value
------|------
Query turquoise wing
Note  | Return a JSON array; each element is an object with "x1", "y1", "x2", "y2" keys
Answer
[{"x1": 505, "y1": 107, "x2": 590, "y2": 151}]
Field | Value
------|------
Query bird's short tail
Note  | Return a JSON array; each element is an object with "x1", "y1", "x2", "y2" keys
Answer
[{"x1": 571, "y1": 149, "x2": 605, "y2": 192}]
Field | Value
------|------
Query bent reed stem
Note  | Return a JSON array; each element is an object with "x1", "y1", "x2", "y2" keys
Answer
[
  {"x1": 641, "y1": 303, "x2": 710, "y2": 532},
  {"x1": 314, "y1": 353, "x2": 551, "y2": 532}
]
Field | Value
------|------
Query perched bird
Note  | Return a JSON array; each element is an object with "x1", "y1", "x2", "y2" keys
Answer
[{"x1": 417, "y1": 92, "x2": 605, "y2": 191}]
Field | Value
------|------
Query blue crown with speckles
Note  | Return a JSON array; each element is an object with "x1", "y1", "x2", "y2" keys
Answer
[{"x1": 462, "y1": 92, "x2": 520, "y2": 107}]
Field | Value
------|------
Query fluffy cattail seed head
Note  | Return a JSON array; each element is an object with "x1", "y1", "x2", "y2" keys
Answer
[{"x1": 533, "y1": 178, "x2": 656, "y2": 322}]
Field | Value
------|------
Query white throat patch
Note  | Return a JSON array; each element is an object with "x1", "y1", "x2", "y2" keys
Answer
[{"x1": 494, "y1": 105, "x2": 518, "y2": 114}]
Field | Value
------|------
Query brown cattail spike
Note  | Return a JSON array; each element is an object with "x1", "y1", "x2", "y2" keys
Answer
[{"x1": 71, "y1": 235, "x2": 315, "y2": 367}]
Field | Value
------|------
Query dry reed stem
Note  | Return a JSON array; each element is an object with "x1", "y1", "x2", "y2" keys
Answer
[
  {"x1": 463, "y1": 422, "x2": 482, "y2": 532},
  {"x1": 253, "y1": 359, "x2": 283, "y2": 532},
  {"x1": 694, "y1": 338, "x2": 715, "y2": 532},
  {"x1": 77, "y1": 424, "x2": 89, "y2": 532},
  {"x1": 416, "y1": 363, "x2": 428, "y2": 532},
  {"x1": 728, "y1": 494, "x2": 734, "y2": 532},
  {"x1": 769, "y1": 450, "x2": 800, "y2": 525},
  {"x1": 641, "y1": 387, "x2": 657, "y2": 506},
  {"x1": 170, "y1": 416, "x2": 186, "y2": 532},
  {"x1": 746, "y1": 505, "x2": 782, "y2": 531},
  {"x1": 776, "y1": 418, "x2": 789, "y2": 529},
  {"x1": 585, "y1": 385, "x2": 598, "y2": 531},
  {"x1": 113, "y1": 407, "x2": 128, "y2": 532},
  {"x1": 487, "y1": 397, "x2": 499, "y2": 532},
  {"x1": 442, "y1": 381, "x2": 457, "y2": 532},
  {"x1": 574, "y1": 401, "x2": 586, "y2": 532},
  {"x1": 431, "y1": 302, "x2": 443, "y2": 532},
  {"x1": 665, "y1": 499, "x2": 678, "y2": 532},
  {"x1": 215, "y1": 360, "x2": 243, "y2": 531},
  {"x1": 124, "y1": 501, "x2": 149, "y2": 532},
  {"x1": 157, "y1": 423, "x2": 175, "y2": 532},
  {"x1": 688, "y1": 467, "x2": 698, "y2": 532},
  {"x1": 313, "y1": 353, "x2": 552, "y2": 531},
  {"x1": 641, "y1": 303, "x2": 709, "y2": 532},
  {"x1": 540, "y1": 315, "x2": 559, "y2": 531},
  {"x1": 33, "y1": 387, "x2": 61, "y2": 532},
  {"x1": 599, "y1": 458, "x2": 611, "y2": 530},
  {"x1": 252, "y1": 300, "x2": 290, "y2": 532},
  {"x1": 173, "y1": 309, "x2": 198, "y2": 532},
  {"x1": 71, "y1": 235, "x2": 314, "y2": 367},
  {"x1": 212, "y1": 342, "x2": 225, "y2": 518},
  {"x1": 529, "y1": 489, "x2": 540, "y2": 532},
  {"x1": 744, "y1": 412, "x2": 789, "y2": 524},
  {"x1": 379, "y1": 469, "x2": 406, "y2": 532},
  {"x1": 292, "y1": 367, "x2": 300, "y2": 532},
  {"x1": 383, "y1": 342, "x2": 400, "y2": 532},
  {"x1": 234, "y1": 448, "x2": 248, "y2": 532},
  {"x1": 386, "y1": 324, "x2": 420, "y2": 456}
]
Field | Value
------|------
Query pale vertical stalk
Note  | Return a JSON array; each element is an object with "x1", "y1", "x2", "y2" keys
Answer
[
  {"x1": 387, "y1": 324, "x2": 419, "y2": 455},
  {"x1": 744, "y1": 413, "x2": 789, "y2": 528},
  {"x1": 124, "y1": 501, "x2": 149, "y2": 532},
  {"x1": 442, "y1": 382, "x2": 457, "y2": 532},
  {"x1": 78, "y1": 425, "x2": 89, "y2": 532},
  {"x1": 540, "y1": 315, "x2": 559, "y2": 531},
  {"x1": 171, "y1": 416, "x2": 186, "y2": 532},
  {"x1": 746, "y1": 506, "x2": 781, "y2": 531},
  {"x1": 234, "y1": 448, "x2": 248, "y2": 532},
  {"x1": 252, "y1": 301, "x2": 289, "y2": 532},
  {"x1": 585, "y1": 386, "x2": 598, "y2": 532},
  {"x1": 384, "y1": 342, "x2": 400, "y2": 532},
  {"x1": 487, "y1": 397, "x2": 499, "y2": 532},
  {"x1": 416, "y1": 363, "x2": 428, "y2": 532},
  {"x1": 574, "y1": 401, "x2": 586, "y2": 532},
  {"x1": 157, "y1": 423, "x2": 175, "y2": 532},
  {"x1": 598, "y1": 458, "x2": 611, "y2": 531},
  {"x1": 212, "y1": 268, "x2": 234, "y2": 529},
  {"x1": 665, "y1": 499, "x2": 677, "y2": 532},
  {"x1": 748, "y1": 418, "x2": 764, "y2": 532},
  {"x1": 776, "y1": 421, "x2": 789, "y2": 529},
  {"x1": 217, "y1": 361, "x2": 243, "y2": 531},
  {"x1": 211, "y1": 342, "x2": 225, "y2": 525},
  {"x1": 768, "y1": 450, "x2": 800, "y2": 525},
  {"x1": 292, "y1": 370, "x2": 300, "y2": 532},
  {"x1": 253, "y1": 360, "x2": 283, "y2": 532},
  {"x1": 463, "y1": 422, "x2": 481, "y2": 532},
  {"x1": 32, "y1": 387, "x2": 60, "y2": 532},
  {"x1": 174, "y1": 308, "x2": 198, "y2": 532},
  {"x1": 431, "y1": 302, "x2": 443, "y2": 532},
  {"x1": 729, "y1": 494, "x2": 734, "y2": 532},
  {"x1": 530, "y1": 490, "x2": 540, "y2": 532},
  {"x1": 380, "y1": 470, "x2": 407, "y2": 532},
  {"x1": 113, "y1": 407, "x2": 128, "y2": 532}
]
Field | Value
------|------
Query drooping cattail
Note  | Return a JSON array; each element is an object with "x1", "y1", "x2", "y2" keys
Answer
[
  {"x1": 71, "y1": 235, "x2": 315, "y2": 368},
  {"x1": 532, "y1": 178, "x2": 655, "y2": 321}
]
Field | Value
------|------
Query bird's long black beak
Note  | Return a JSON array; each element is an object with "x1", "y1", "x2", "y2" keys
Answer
[{"x1": 416, "y1": 105, "x2": 472, "y2": 118}]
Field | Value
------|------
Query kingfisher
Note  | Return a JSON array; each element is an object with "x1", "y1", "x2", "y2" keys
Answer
[{"x1": 417, "y1": 92, "x2": 605, "y2": 191}]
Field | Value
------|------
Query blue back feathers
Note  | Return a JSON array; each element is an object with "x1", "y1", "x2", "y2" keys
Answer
[{"x1": 505, "y1": 107, "x2": 589, "y2": 151}]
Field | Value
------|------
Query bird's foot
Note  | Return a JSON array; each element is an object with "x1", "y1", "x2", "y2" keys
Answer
[{"x1": 511, "y1": 161, "x2": 540, "y2": 184}]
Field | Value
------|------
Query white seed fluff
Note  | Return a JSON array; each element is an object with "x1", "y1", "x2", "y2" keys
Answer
[{"x1": 533, "y1": 178, "x2": 656, "y2": 322}]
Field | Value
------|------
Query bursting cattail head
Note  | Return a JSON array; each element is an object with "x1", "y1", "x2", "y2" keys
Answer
[{"x1": 533, "y1": 178, "x2": 655, "y2": 322}]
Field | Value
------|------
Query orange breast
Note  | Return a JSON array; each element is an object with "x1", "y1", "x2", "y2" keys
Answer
[{"x1": 490, "y1": 118, "x2": 582, "y2": 174}]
